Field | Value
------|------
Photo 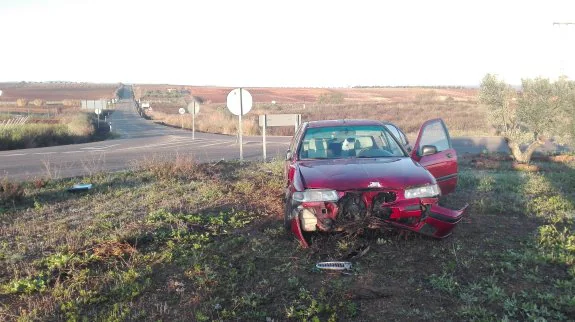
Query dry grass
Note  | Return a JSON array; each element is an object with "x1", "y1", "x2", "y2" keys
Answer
[
  {"x1": 147, "y1": 108, "x2": 260, "y2": 136},
  {"x1": 137, "y1": 85, "x2": 487, "y2": 137},
  {"x1": 0, "y1": 112, "x2": 95, "y2": 150},
  {"x1": 147, "y1": 100, "x2": 487, "y2": 137}
]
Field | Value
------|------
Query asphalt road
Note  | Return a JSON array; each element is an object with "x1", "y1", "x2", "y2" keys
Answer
[
  {"x1": 0, "y1": 97, "x2": 568, "y2": 181},
  {"x1": 0, "y1": 100, "x2": 290, "y2": 180}
]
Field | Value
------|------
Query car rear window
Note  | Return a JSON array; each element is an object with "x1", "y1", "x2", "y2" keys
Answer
[{"x1": 298, "y1": 125, "x2": 406, "y2": 159}]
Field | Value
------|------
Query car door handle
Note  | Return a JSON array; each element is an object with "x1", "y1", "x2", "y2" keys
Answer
[{"x1": 446, "y1": 153, "x2": 453, "y2": 158}]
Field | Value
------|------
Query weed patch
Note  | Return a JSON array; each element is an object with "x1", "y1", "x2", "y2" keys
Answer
[{"x1": 1, "y1": 158, "x2": 575, "y2": 320}]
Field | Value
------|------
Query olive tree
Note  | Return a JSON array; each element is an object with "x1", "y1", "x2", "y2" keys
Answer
[{"x1": 479, "y1": 74, "x2": 575, "y2": 163}]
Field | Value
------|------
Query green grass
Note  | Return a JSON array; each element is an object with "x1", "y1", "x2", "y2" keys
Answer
[{"x1": 0, "y1": 155, "x2": 574, "y2": 321}]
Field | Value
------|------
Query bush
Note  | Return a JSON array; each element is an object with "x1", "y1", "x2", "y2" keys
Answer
[
  {"x1": 32, "y1": 99, "x2": 44, "y2": 107},
  {"x1": 0, "y1": 179, "x2": 24, "y2": 203},
  {"x1": 16, "y1": 98, "x2": 28, "y2": 107},
  {"x1": 62, "y1": 113, "x2": 94, "y2": 138}
]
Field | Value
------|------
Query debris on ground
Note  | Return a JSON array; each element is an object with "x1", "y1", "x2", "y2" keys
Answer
[
  {"x1": 67, "y1": 183, "x2": 93, "y2": 192},
  {"x1": 316, "y1": 261, "x2": 352, "y2": 271}
]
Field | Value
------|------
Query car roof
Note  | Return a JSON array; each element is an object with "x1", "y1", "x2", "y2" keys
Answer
[{"x1": 305, "y1": 119, "x2": 384, "y2": 128}]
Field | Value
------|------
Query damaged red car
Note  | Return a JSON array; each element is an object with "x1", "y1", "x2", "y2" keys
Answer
[{"x1": 284, "y1": 118, "x2": 467, "y2": 247}]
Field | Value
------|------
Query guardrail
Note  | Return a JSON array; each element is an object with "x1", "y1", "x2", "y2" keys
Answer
[{"x1": 0, "y1": 116, "x2": 29, "y2": 128}]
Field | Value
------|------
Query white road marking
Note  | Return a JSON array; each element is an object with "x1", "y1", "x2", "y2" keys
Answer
[
  {"x1": 80, "y1": 144, "x2": 120, "y2": 150},
  {"x1": 115, "y1": 138, "x2": 234, "y2": 151},
  {"x1": 33, "y1": 152, "x2": 57, "y2": 155},
  {"x1": 0, "y1": 153, "x2": 27, "y2": 157},
  {"x1": 63, "y1": 151, "x2": 83, "y2": 154}
]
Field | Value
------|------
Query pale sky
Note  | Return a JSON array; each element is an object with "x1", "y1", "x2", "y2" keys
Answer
[{"x1": 0, "y1": 0, "x2": 573, "y2": 87}]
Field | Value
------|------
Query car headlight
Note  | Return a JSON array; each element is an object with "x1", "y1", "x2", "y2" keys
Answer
[
  {"x1": 293, "y1": 189, "x2": 339, "y2": 202},
  {"x1": 404, "y1": 184, "x2": 440, "y2": 199}
]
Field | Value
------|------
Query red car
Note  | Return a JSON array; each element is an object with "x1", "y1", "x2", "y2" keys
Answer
[{"x1": 284, "y1": 118, "x2": 467, "y2": 247}]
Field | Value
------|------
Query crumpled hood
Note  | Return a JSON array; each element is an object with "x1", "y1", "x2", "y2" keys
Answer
[{"x1": 297, "y1": 158, "x2": 435, "y2": 191}]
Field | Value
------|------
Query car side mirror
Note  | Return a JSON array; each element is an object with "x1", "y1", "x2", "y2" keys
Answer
[
  {"x1": 286, "y1": 151, "x2": 292, "y2": 161},
  {"x1": 421, "y1": 145, "x2": 437, "y2": 156}
]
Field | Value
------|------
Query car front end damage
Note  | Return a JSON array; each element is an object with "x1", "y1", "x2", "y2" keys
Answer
[{"x1": 288, "y1": 188, "x2": 467, "y2": 248}]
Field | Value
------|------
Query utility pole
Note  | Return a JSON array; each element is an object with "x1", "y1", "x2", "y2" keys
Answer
[{"x1": 553, "y1": 22, "x2": 575, "y2": 77}]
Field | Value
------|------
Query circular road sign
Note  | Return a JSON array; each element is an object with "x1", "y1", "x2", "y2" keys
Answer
[
  {"x1": 178, "y1": 108, "x2": 186, "y2": 115},
  {"x1": 95, "y1": 108, "x2": 102, "y2": 115},
  {"x1": 226, "y1": 88, "x2": 252, "y2": 116},
  {"x1": 0, "y1": 90, "x2": 3, "y2": 96},
  {"x1": 187, "y1": 101, "x2": 200, "y2": 115}
]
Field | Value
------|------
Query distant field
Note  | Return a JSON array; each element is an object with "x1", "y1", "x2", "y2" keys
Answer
[
  {"x1": 134, "y1": 84, "x2": 477, "y2": 104},
  {"x1": 0, "y1": 82, "x2": 121, "y2": 101},
  {"x1": 135, "y1": 85, "x2": 487, "y2": 137}
]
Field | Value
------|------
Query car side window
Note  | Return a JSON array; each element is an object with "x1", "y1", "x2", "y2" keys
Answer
[
  {"x1": 397, "y1": 128, "x2": 409, "y2": 145},
  {"x1": 385, "y1": 124, "x2": 405, "y2": 145},
  {"x1": 378, "y1": 131, "x2": 404, "y2": 156},
  {"x1": 419, "y1": 121, "x2": 450, "y2": 154},
  {"x1": 290, "y1": 123, "x2": 305, "y2": 158}
]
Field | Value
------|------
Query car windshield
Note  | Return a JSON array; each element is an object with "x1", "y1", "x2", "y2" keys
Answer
[{"x1": 298, "y1": 125, "x2": 406, "y2": 159}]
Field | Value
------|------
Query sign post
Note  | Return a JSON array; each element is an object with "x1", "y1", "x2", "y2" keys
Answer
[
  {"x1": 226, "y1": 88, "x2": 253, "y2": 161},
  {"x1": 95, "y1": 108, "x2": 102, "y2": 128},
  {"x1": 187, "y1": 100, "x2": 200, "y2": 140},
  {"x1": 178, "y1": 108, "x2": 186, "y2": 129},
  {"x1": 259, "y1": 114, "x2": 302, "y2": 161},
  {"x1": 262, "y1": 115, "x2": 267, "y2": 160},
  {"x1": 239, "y1": 89, "x2": 243, "y2": 160}
]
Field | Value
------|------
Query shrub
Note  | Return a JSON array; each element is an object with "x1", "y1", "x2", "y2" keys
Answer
[
  {"x1": 32, "y1": 99, "x2": 44, "y2": 107},
  {"x1": 16, "y1": 98, "x2": 28, "y2": 107},
  {"x1": 0, "y1": 179, "x2": 24, "y2": 203},
  {"x1": 62, "y1": 113, "x2": 94, "y2": 138}
]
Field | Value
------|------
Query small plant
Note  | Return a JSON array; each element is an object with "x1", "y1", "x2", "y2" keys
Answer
[
  {"x1": 0, "y1": 179, "x2": 24, "y2": 203},
  {"x1": 4, "y1": 275, "x2": 48, "y2": 294},
  {"x1": 33, "y1": 177, "x2": 49, "y2": 189},
  {"x1": 429, "y1": 273, "x2": 459, "y2": 294}
]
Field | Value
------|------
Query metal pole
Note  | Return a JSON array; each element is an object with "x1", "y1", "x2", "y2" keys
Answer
[
  {"x1": 295, "y1": 116, "x2": 298, "y2": 133},
  {"x1": 181, "y1": 114, "x2": 183, "y2": 129},
  {"x1": 192, "y1": 101, "x2": 196, "y2": 140},
  {"x1": 263, "y1": 115, "x2": 267, "y2": 161},
  {"x1": 239, "y1": 88, "x2": 243, "y2": 161}
]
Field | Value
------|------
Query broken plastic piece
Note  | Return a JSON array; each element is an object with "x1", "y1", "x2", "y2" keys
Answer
[
  {"x1": 68, "y1": 183, "x2": 93, "y2": 192},
  {"x1": 345, "y1": 244, "x2": 370, "y2": 260},
  {"x1": 316, "y1": 261, "x2": 352, "y2": 271}
]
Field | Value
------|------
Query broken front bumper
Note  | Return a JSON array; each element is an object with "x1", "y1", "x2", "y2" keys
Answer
[{"x1": 289, "y1": 196, "x2": 468, "y2": 248}]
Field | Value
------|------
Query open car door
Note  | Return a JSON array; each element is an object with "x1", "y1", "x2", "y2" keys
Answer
[{"x1": 410, "y1": 119, "x2": 458, "y2": 195}]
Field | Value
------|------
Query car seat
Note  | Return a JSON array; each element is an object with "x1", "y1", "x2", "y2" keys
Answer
[{"x1": 308, "y1": 138, "x2": 327, "y2": 158}]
